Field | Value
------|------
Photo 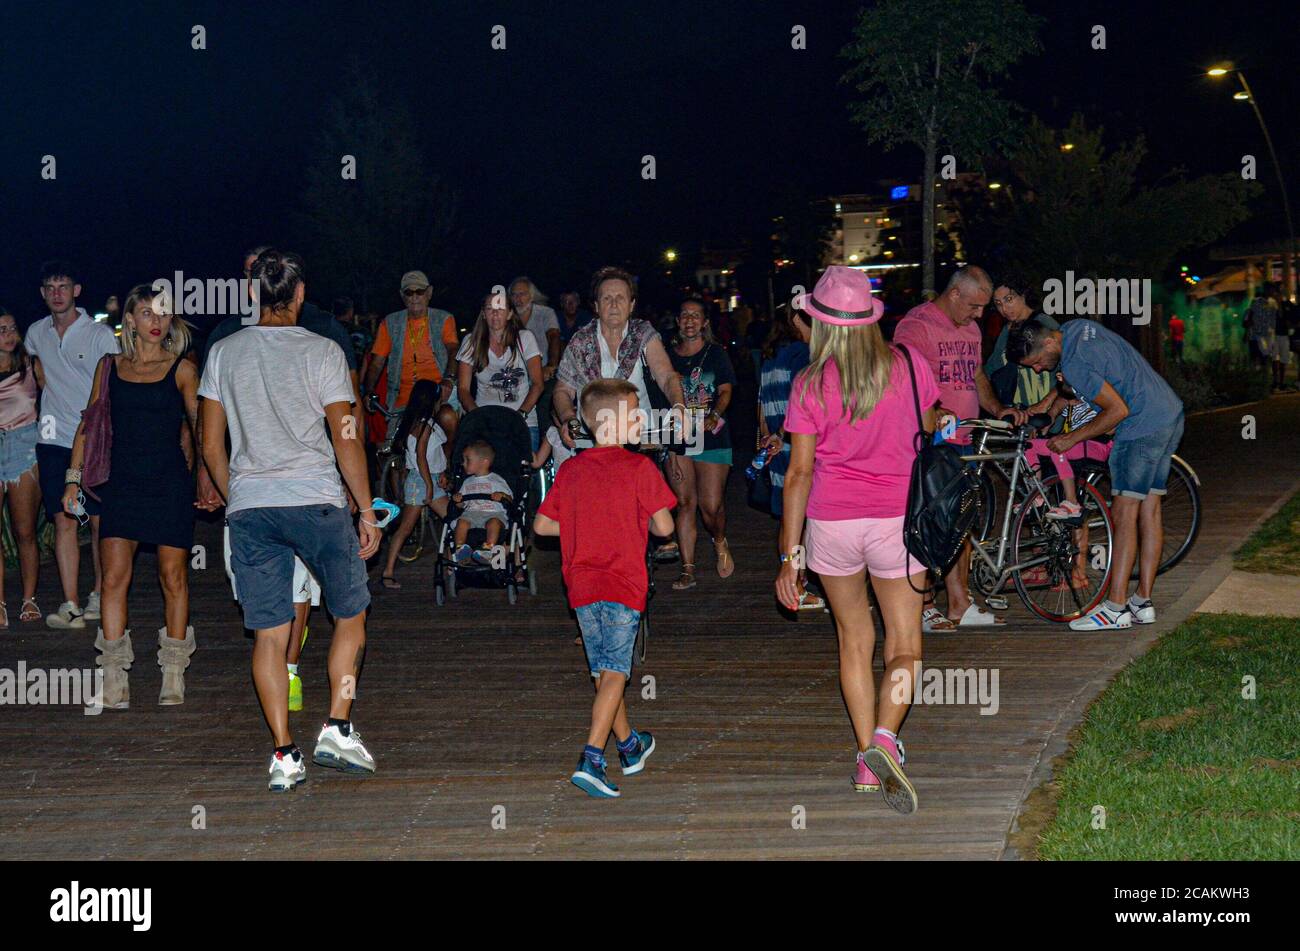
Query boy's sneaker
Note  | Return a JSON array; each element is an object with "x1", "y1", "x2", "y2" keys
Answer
[
  {"x1": 1127, "y1": 596, "x2": 1156, "y2": 624},
  {"x1": 1069, "y1": 601, "x2": 1133, "y2": 631},
  {"x1": 861, "y1": 733, "x2": 917, "y2": 815},
  {"x1": 471, "y1": 546, "x2": 494, "y2": 565},
  {"x1": 312, "y1": 722, "x2": 376, "y2": 774},
  {"x1": 571, "y1": 756, "x2": 620, "y2": 798},
  {"x1": 46, "y1": 601, "x2": 85, "y2": 630},
  {"x1": 268, "y1": 747, "x2": 307, "y2": 792},
  {"x1": 84, "y1": 591, "x2": 102, "y2": 620},
  {"x1": 288, "y1": 669, "x2": 304, "y2": 712},
  {"x1": 618, "y1": 730, "x2": 656, "y2": 775},
  {"x1": 453, "y1": 544, "x2": 473, "y2": 565}
]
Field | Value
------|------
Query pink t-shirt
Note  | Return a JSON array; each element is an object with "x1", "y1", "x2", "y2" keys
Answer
[
  {"x1": 783, "y1": 350, "x2": 940, "y2": 520},
  {"x1": 893, "y1": 301, "x2": 982, "y2": 444}
]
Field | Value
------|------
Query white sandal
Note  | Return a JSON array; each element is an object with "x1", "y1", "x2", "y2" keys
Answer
[
  {"x1": 953, "y1": 601, "x2": 1006, "y2": 628},
  {"x1": 922, "y1": 606, "x2": 957, "y2": 633}
]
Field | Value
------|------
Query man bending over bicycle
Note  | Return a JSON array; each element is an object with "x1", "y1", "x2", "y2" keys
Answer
[{"x1": 1007, "y1": 320, "x2": 1184, "y2": 631}]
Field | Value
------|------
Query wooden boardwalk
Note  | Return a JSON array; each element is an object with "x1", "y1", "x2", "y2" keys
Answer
[{"x1": 1, "y1": 392, "x2": 1297, "y2": 860}]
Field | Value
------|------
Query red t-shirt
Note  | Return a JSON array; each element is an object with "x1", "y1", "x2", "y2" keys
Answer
[
  {"x1": 537, "y1": 446, "x2": 677, "y2": 611},
  {"x1": 1169, "y1": 317, "x2": 1185, "y2": 342}
]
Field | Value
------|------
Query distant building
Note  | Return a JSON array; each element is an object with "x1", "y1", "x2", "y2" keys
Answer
[
  {"x1": 828, "y1": 174, "x2": 981, "y2": 272},
  {"x1": 695, "y1": 247, "x2": 742, "y2": 311}
]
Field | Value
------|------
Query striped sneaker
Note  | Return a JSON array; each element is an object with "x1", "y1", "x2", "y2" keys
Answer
[
  {"x1": 1069, "y1": 602, "x2": 1133, "y2": 631},
  {"x1": 1127, "y1": 596, "x2": 1156, "y2": 624}
]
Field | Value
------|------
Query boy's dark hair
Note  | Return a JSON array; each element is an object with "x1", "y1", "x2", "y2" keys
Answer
[
  {"x1": 249, "y1": 250, "x2": 305, "y2": 310},
  {"x1": 590, "y1": 266, "x2": 637, "y2": 306},
  {"x1": 1005, "y1": 319, "x2": 1054, "y2": 365},
  {"x1": 580, "y1": 377, "x2": 638, "y2": 430},
  {"x1": 465, "y1": 439, "x2": 495, "y2": 464},
  {"x1": 40, "y1": 259, "x2": 79, "y2": 286}
]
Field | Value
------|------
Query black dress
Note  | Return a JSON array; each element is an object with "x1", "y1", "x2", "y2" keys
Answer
[{"x1": 96, "y1": 357, "x2": 194, "y2": 549}]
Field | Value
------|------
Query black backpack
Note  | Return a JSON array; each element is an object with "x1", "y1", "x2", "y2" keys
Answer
[{"x1": 899, "y1": 345, "x2": 982, "y2": 580}]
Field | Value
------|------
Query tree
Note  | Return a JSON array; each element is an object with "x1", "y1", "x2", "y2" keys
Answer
[
  {"x1": 841, "y1": 0, "x2": 1041, "y2": 293},
  {"x1": 294, "y1": 66, "x2": 459, "y2": 312}
]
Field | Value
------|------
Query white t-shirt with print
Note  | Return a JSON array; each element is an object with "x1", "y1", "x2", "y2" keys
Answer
[
  {"x1": 456, "y1": 332, "x2": 542, "y2": 427},
  {"x1": 24, "y1": 309, "x2": 121, "y2": 448},
  {"x1": 198, "y1": 325, "x2": 354, "y2": 514},
  {"x1": 458, "y1": 472, "x2": 512, "y2": 521}
]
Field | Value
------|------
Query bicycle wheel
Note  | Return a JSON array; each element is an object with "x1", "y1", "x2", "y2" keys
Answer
[
  {"x1": 972, "y1": 467, "x2": 1001, "y2": 543},
  {"x1": 1080, "y1": 456, "x2": 1200, "y2": 576},
  {"x1": 1011, "y1": 478, "x2": 1113, "y2": 623}
]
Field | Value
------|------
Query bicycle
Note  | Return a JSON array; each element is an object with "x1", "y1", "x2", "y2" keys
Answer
[
  {"x1": 366, "y1": 394, "x2": 438, "y2": 563},
  {"x1": 960, "y1": 415, "x2": 1116, "y2": 623},
  {"x1": 1076, "y1": 453, "x2": 1201, "y2": 577}
]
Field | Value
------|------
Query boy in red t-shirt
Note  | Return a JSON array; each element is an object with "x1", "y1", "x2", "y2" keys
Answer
[{"x1": 535, "y1": 379, "x2": 676, "y2": 798}]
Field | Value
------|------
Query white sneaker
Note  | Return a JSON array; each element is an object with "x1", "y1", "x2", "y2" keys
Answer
[
  {"x1": 267, "y1": 748, "x2": 307, "y2": 792},
  {"x1": 84, "y1": 591, "x2": 102, "y2": 621},
  {"x1": 1069, "y1": 602, "x2": 1133, "y2": 631},
  {"x1": 1127, "y1": 597, "x2": 1156, "y2": 624},
  {"x1": 313, "y1": 723, "x2": 376, "y2": 774},
  {"x1": 46, "y1": 600, "x2": 86, "y2": 630}
]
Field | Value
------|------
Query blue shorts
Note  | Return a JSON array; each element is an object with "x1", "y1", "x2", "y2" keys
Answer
[
  {"x1": 574, "y1": 600, "x2": 640, "y2": 678},
  {"x1": 0, "y1": 421, "x2": 38, "y2": 484},
  {"x1": 226, "y1": 504, "x2": 370, "y2": 630},
  {"x1": 403, "y1": 469, "x2": 446, "y2": 507},
  {"x1": 1109, "y1": 416, "x2": 1184, "y2": 499},
  {"x1": 36, "y1": 443, "x2": 101, "y2": 520}
]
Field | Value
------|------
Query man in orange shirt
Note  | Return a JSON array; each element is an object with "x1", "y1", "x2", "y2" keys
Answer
[{"x1": 365, "y1": 270, "x2": 460, "y2": 415}]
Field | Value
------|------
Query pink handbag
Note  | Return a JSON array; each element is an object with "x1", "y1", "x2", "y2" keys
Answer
[{"x1": 80, "y1": 355, "x2": 114, "y2": 501}]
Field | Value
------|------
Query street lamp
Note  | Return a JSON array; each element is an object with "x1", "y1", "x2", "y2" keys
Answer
[
  {"x1": 1208, "y1": 62, "x2": 1296, "y2": 299},
  {"x1": 664, "y1": 249, "x2": 678, "y2": 264}
]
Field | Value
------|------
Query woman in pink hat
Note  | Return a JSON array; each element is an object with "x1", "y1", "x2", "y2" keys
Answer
[{"x1": 774, "y1": 265, "x2": 937, "y2": 815}]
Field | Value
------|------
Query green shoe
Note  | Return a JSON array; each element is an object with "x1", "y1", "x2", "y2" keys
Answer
[{"x1": 288, "y1": 669, "x2": 304, "y2": 712}]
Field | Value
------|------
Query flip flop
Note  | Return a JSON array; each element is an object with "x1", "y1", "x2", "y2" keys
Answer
[
  {"x1": 952, "y1": 602, "x2": 1006, "y2": 628},
  {"x1": 922, "y1": 606, "x2": 957, "y2": 633},
  {"x1": 19, "y1": 598, "x2": 41, "y2": 622},
  {"x1": 714, "y1": 539, "x2": 734, "y2": 579}
]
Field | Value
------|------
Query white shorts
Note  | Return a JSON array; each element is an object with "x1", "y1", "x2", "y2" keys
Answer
[
  {"x1": 1271, "y1": 334, "x2": 1292, "y2": 364},
  {"x1": 223, "y1": 524, "x2": 321, "y2": 606}
]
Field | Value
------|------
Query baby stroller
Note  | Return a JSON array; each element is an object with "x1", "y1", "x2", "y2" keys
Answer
[{"x1": 434, "y1": 405, "x2": 537, "y2": 605}]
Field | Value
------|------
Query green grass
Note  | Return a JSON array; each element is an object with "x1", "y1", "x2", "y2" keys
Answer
[
  {"x1": 1234, "y1": 491, "x2": 1300, "y2": 576},
  {"x1": 1036, "y1": 613, "x2": 1300, "y2": 860}
]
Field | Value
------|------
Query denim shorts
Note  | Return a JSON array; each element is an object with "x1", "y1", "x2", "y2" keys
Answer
[
  {"x1": 0, "y1": 421, "x2": 38, "y2": 484},
  {"x1": 403, "y1": 469, "x2": 447, "y2": 506},
  {"x1": 226, "y1": 504, "x2": 370, "y2": 630},
  {"x1": 36, "y1": 443, "x2": 101, "y2": 520},
  {"x1": 574, "y1": 600, "x2": 640, "y2": 678},
  {"x1": 1109, "y1": 416, "x2": 1184, "y2": 499}
]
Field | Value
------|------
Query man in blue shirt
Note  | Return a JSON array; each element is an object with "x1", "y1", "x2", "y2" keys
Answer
[{"x1": 1008, "y1": 318, "x2": 1184, "y2": 631}]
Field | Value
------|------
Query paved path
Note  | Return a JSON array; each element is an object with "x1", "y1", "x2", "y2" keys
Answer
[{"x1": 1, "y1": 392, "x2": 1296, "y2": 860}]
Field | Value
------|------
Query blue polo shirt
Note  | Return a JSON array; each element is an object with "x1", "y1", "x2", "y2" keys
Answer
[{"x1": 1058, "y1": 319, "x2": 1182, "y2": 441}]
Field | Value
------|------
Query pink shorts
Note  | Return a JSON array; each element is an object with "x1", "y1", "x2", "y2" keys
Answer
[{"x1": 804, "y1": 515, "x2": 924, "y2": 579}]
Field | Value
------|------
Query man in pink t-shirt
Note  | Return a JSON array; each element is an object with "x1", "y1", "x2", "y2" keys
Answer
[{"x1": 893, "y1": 266, "x2": 1020, "y2": 632}]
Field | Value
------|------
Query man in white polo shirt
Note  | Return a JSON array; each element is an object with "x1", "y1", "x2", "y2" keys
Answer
[{"x1": 25, "y1": 260, "x2": 120, "y2": 629}]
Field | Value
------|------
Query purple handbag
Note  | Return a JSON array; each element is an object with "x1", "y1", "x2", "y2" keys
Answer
[{"x1": 80, "y1": 355, "x2": 114, "y2": 501}]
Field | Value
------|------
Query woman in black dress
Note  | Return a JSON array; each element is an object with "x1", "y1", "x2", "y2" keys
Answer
[{"x1": 64, "y1": 284, "x2": 200, "y2": 709}]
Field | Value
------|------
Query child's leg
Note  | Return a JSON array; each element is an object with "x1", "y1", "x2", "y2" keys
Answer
[
  {"x1": 483, "y1": 518, "x2": 503, "y2": 548},
  {"x1": 454, "y1": 519, "x2": 468, "y2": 546},
  {"x1": 587, "y1": 671, "x2": 628, "y2": 749},
  {"x1": 383, "y1": 505, "x2": 423, "y2": 576}
]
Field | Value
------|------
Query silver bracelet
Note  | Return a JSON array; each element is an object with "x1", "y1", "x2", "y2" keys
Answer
[{"x1": 65, "y1": 467, "x2": 82, "y2": 485}]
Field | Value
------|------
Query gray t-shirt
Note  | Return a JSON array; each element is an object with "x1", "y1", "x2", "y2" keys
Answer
[
  {"x1": 519, "y1": 304, "x2": 559, "y2": 362},
  {"x1": 198, "y1": 325, "x2": 354, "y2": 513},
  {"x1": 1058, "y1": 319, "x2": 1182, "y2": 441}
]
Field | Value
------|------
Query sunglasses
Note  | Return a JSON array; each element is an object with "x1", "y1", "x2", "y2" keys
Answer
[{"x1": 402, "y1": 288, "x2": 429, "y2": 298}]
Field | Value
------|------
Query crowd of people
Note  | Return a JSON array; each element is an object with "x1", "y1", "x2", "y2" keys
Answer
[{"x1": 2, "y1": 251, "x2": 1193, "y2": 811}]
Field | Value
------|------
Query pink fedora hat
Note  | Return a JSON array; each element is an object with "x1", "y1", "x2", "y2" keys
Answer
[{"x1": 796, "y1": 266, "x2": 884, "y2": 326}]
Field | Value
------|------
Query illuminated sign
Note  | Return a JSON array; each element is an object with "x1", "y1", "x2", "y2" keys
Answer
[{"x1": 890, "y1": 185, "x2": 910, "y2": 200}]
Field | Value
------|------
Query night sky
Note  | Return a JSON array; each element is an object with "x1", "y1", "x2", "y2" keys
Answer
[{"x1": 2, "y1": 0, "x2": 1296, "y2": 328}]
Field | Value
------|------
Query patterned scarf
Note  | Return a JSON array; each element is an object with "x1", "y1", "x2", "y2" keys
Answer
[{"x1": 557, "y1": 317, "x2": 658, "y2": 391}]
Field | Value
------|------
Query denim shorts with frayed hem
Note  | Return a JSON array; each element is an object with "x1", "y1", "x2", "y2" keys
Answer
[
  {"x1": 226, "y1": 504, "x2": 370, "y2": 630},
  {"x1": 0, "y1": 421, "x2": 38, "y2": 485},
  {"x1": 575, "y1": 600, "x2": 640, "y2": 678},
  {"x1": 1109, "y1": 415, "x2": 1184, "y2": 499}
]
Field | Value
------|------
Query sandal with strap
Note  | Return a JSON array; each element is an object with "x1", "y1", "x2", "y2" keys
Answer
[
  {"x1": 19, "y1": 598, "x2": 40, "y2": 622},
  {"x1": 673, "y1": 564, "x2": 697, "y2": 590},
  {"x1": 714, "y1": 538, "x2": 734, "y2": 579},
  {"x1": 0, "y1": 601, "x2": 7, "y2": 630}
]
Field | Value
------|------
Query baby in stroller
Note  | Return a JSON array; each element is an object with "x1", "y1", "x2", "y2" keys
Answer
[{"x1": 435, "y1": 404, "x2": 536, "y2": 604}]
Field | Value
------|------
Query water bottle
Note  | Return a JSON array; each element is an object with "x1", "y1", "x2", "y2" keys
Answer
[{"x1": 745, "y1": 445, "x2": 774, "y2": 481}]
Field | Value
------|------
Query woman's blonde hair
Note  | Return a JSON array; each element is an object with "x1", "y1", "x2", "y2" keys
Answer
[
  {"x1": 121, "y1": 283, "x2": 193, "y2": 358},
  {"x1": 794, "y1": 319, "x2": 894, "y2": 425}
]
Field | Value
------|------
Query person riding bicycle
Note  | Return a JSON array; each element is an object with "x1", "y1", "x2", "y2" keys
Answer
[{"x1": 1007, "y1": 319, "x2": 1184, "y2": 631}]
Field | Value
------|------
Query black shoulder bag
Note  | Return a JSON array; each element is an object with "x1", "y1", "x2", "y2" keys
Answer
[{"x1": 898, "y1": 345, "x2": 982, "y2": 585}]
